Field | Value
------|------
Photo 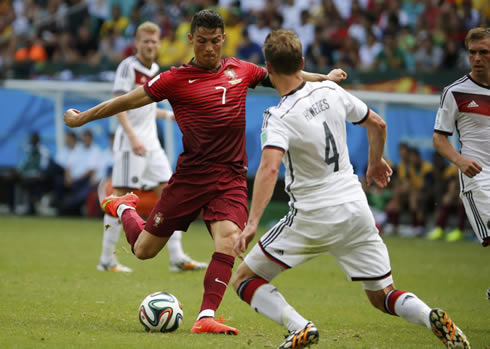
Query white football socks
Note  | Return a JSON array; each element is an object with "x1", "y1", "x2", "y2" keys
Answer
[
  {"x1": 167, "y1": 230, "x2": 187, "y2": 264},
  {"x1": 197, "y1": 309, "x2": 215, "y2": 320},
  {"x1": 100, "y1": 214, "x2": 122, "y2": 265},
  {"x1": 250, "y1": 284, "x2": 309, "y2": 332},
  {"x1": 393, "y1": 292, "x2": 431, "y2": 328},
  {"x1": 116, "y1": 204, "x2": 134, "y2": 218}
]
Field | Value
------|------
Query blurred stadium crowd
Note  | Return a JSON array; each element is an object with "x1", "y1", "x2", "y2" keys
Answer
[{"x1": 0, "y1": 0, "x2": 489, "y2": 80}]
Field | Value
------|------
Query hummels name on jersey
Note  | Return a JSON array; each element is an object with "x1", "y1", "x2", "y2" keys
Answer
[{"x1": 303, "y1": 98, "x2": 330, "y2": 121}]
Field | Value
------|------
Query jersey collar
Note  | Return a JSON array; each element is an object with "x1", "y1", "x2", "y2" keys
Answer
[
  {"x1": 467, "y1": 73, "x2": 490, "y2": 89},
  {"x1": 187, "y1": 57, "x2": 241, "y2": 73},
  {"x1": 189, "y1": 57, "x2": 222, "y2": 72},
  {"x1": 283, "y1": 81, "x2": 306, "y2": 97}
]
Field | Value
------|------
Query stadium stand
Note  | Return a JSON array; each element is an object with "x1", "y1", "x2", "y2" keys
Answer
[{"x1": 0, "y1": 0, "x2": 487, "y2": 80}]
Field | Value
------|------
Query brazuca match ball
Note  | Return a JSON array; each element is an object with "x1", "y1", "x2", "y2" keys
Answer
[{"x1": 138, "y1": 291, "x2": 183, "y2": 332}]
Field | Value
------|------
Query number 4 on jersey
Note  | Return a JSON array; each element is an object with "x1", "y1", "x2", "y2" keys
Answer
[{"x1": 323, "y1": 121, "x2": 339, "y2": 172}]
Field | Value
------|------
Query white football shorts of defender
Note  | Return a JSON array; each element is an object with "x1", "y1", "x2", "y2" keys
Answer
[
  {"x1": 460, "y1": 187, "x2": 490, "y2": 245},
  {"x1": 246, "y1": 198, "x2": 392, "y2": 291},
  {"x1": 112, "y1": 149, "x2": 172, "y2": 190},
  {"x1": 246, "y1": 80, "x2": 393, "y2": 291}
]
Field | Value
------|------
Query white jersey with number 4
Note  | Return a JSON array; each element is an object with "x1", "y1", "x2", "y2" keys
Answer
[
  {"x1": 112, "y1": 56, "x2": 161, "y2": 152},
  {"x1": 434, "y1": 74, "x2": 490, "y2": 192},
  {"x1": 261, "y1": 80, "x2": 369, "y2": 211}
]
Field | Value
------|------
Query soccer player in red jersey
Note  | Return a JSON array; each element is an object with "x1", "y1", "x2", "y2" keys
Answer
[{"x1": 64, "y1": 9, "x2": 346, "y2": 335}]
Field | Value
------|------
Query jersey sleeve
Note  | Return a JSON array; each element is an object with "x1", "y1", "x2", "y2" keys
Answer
[
  {"x1": 113, "y1": 59, "x2": 135, "y2": 94},
  {"x1": 243, "y1": 60, "x2": 268, "y2": 88},
  {"x1": 144, "y1": 70, "x2": 173, "y2": 102},
  {"x1": 334, "y1": 83, "x2": 369, "y2": 124},
  {"x1": 260, "y1": 109, "x2": 289, "y2": 152},
  {"x1": 434, "y1": 88, "x2": 456, "y2": 135}
]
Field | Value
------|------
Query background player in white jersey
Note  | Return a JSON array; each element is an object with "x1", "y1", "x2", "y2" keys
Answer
[
  {"x1": 433, "y1": 27, "x2": 490, "y2": 248},
  {"x1": 97, "y1": 21, "x2": 207, "y2": 273},
  {"x1": 232, "y1": 30, "x2": 470, "y2": 349}
]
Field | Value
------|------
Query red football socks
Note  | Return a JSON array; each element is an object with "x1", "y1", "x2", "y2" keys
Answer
[
  {"x1": 120, "y1": 209, "x2": 145, "y2": 251},
  {"x1": 199, "y1": 252, "x2": 235, "y2": 313}
]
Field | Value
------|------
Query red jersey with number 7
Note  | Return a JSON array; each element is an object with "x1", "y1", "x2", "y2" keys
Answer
[{"x1": 144, "y1": 57, "x2": 267, "y2": 174}]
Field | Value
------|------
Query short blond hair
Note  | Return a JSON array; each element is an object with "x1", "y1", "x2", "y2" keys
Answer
[
  {"x1": 263, "y1": 30, "x2": 302, "y2": 75},
  {"x1": 464, "y1": 27, "x2": 490, "y2": 48},
  {"x1": 135, "y1": 21, "x2": 161, "y2": 39}
]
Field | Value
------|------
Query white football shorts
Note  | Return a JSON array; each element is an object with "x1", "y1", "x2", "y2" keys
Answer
[
  {"x1": 245, "y1": 198, "x2": 393, "y2": 291},
  {"x1": 112, "y1": 148, "x2": 172, "y2": 190},
  {"x1": 461, "y1": 187, "x2": 490, "y2": 246}
]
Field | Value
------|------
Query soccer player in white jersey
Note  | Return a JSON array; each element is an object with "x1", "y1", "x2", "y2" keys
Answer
[
  {"x1": 232, "y1": 30, "x2": 470, "y2": 349},
  {"x1": 433, "y1": 27, "x2": 490, "y2": 248},
  {"x1": 97, "y1": 21, "x2": 207, "y2": 273}
]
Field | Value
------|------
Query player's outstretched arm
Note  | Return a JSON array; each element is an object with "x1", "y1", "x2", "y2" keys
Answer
[
  {"x1": 64, "y1": 86, "x2": 154, "y2": 128},
  {"x1": 433, "y1": 132, "x2": 482, "y2": 178},
  {"x1": 360, "y1": 109, "x2": 392, "y2": 188},
  {"x1": 233, "y1": 148, "x2": 284, "y2": 259},
  {"x1": 301, "y1": 68, "x2": 347, "y2": 83}
]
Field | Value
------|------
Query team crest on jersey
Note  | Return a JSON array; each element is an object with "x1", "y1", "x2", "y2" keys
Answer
[
  {"x1": 225, "y1": 68, "x2": 242, "y2": 85},
  {"x1": 153, "y1": 212, "x2": 164, "y2": 228}
]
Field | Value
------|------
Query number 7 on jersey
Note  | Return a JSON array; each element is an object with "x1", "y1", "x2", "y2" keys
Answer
[{"x1": 215, "y1": 86, "x2": 227, "y2": 104}]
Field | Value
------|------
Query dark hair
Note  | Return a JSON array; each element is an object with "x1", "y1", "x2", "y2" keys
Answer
[
  {"x1": 190, "y1": 9, "x2": 224, "y2": 34},
  {"x1": 263, "y1": 30, "x2": 302, "y2": 75}
]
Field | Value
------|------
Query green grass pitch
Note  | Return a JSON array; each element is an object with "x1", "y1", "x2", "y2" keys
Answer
[{"x1": 0, "y1": 215, "x2": 489, "y2": 348}]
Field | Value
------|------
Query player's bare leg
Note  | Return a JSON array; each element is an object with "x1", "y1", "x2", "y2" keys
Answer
[
  {"x1": 365, "y1": 284, "x2": 470, "y2": 348},
  {"x1": 190, "y1": 220, "x2": 239, "y2": 335},
  {"x1": 133, "y1": 230, "x2": 169, "y2": 259},
  {"x1": 232, "y1": 262, "x2": 318, "y2": 348}
]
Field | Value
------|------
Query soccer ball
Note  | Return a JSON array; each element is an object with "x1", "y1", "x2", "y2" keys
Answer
[{"x1": 138, "y1": 291, "x2": 183, "y2": 332}]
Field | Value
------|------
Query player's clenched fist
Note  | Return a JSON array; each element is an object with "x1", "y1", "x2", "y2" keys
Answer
[
  {"x1": 327, "y1": 68, "x2": 347, "y2": 83},
  {"x1": 64, "y1": 108, "x2": 84, "y2": 127}
]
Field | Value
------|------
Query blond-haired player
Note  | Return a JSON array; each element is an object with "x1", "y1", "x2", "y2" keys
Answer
[{"x1": 433, "y1": 27, "x2": 490, "y2": 248}]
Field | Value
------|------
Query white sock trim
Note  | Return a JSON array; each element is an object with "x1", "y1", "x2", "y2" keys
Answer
[
  {"x1": 117, "y1": 204, "x2": 135, "y2": 218},
  {"x1": 197, "y1": 309, "x2": 215, "y2": 320}
]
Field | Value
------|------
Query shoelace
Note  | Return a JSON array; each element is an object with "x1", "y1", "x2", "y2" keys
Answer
[{"x1": 215, "y1": 316, "x2": 230, "y2": 323}]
